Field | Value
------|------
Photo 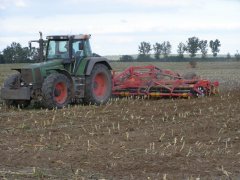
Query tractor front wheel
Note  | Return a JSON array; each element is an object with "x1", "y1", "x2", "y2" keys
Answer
[
  {"x1": 42, "y1": 73, "x2": 71, "y2": 109},
  {"x1": 84, "y1": 64, "x2": 112, "y2": 105}
]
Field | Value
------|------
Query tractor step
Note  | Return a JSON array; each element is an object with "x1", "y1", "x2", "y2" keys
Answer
[{"x1": 73, "y1": 76, "x2": 85, "y2": 98}]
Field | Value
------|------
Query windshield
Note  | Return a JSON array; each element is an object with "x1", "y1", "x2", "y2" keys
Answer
[
  {"x1": 46, "y1": 39, "x2": 85, "y2": 60},
  {"x1": 47, "y1": 40, "x2": 69, "y2": 60}
]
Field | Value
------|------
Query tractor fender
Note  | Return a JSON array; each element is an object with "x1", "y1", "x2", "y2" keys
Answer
[
  {"x1": 48, "y1": 69, "x2": 72, "y2": 81},
  {"x1": 85, "y1": 57, "x2": 112, "y2": 75}
]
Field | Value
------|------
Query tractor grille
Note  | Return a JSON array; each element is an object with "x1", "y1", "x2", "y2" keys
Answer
[{"x1": 21, "y1": 69, "x2": 34, "y2": 83}]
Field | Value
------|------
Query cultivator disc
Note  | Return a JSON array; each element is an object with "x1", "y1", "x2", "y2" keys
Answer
[{"x1": 112, "y1": 65, "x2": 219, "y2": 98}]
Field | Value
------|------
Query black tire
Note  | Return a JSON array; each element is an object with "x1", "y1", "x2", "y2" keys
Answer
[
  {"x1": 191, "y1": 86, "x2": 207, "y2": 97},
  {"x1": 3, "y1": 74, "x2": 30, "y2": 108},
  {"x1": 42, "y1": 73, "x2": 71, "y2": 109},
  {"x1": 183, "y1": 72, "x2": 197, "y2": 80},
  {"x1": 83, "y1": 64, "x2": 112, "y2": 105}
]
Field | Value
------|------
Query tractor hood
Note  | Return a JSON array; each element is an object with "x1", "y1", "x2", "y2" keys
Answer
[
  {"x1": 13, "y1": 59, "x2": 65, "y2": 84},
  {"x1": 26, "y1": 59, "x2": 64, "y2": 69}
]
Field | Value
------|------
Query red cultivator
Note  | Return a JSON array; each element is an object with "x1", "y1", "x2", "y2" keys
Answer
[{"x1": 112, "y1": 65, "x2": 219, "y2": 98}]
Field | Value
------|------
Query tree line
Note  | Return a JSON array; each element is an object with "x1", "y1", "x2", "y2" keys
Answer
[
  {"x1": 0, "y1": 42, "x2": 43, "y2": 64},
  {"x1": 0, "y1": 36, "x2": 240, "y2": 63},
  {"x1": 120, "y1": 36, "x2": 240, "y2": 62}
]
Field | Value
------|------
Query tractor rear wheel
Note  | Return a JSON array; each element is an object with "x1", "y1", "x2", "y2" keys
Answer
[
  {"x1": 3, "y1": 74, "x2": 30, "y2": 108},
  {"x1": 84, "y1": 64, "x2": 112, "y2": 105},
  {"x1": 42, "y1": 73, "x2": 71, "y2": 109}
]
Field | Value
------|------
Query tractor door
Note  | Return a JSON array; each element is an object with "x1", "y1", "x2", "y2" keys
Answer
[
  {"x1": 72, "y1": 40, "x2": 85, "y2": 74},
  {"x1": 72, "y1": 40, "x2": 84, "y2": 58}
]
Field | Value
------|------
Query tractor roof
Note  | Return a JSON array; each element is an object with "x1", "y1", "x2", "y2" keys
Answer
[{"x1": 46, "y1": 34, "x2": 91, "y2": 40}]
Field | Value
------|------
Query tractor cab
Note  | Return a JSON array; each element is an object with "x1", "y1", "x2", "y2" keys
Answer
[{"x1": 46, "y1": 34, "x2": 92, "y2": 63}]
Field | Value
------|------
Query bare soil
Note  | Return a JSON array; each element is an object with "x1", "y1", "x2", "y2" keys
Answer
[
  {"x1": 0, "y1": 90, "x2": 239, "y2": 179},
  {"x1": 0, "y1": 62, "x2": 240, "y2": 179}
]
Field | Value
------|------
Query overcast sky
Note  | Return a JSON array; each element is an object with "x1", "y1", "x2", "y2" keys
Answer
[{"x1": 0, "y1": 0, "x2": 240, "y2": 55}]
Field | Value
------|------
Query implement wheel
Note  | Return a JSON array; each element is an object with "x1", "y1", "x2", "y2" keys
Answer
[
  {"x1": 42, "y1": 73, "x2": 71, "y2": 109},
  {"x1": 84, "y1": 64, "x2": 112, "y2": 105},
  {"x1": 191, "y1": 86, "x2": 207, "y2": 97}
]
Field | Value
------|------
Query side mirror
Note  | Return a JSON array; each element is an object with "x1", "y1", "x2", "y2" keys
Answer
[{"x1": 78, "y1": 42, "x2": 84, "y2": 50}]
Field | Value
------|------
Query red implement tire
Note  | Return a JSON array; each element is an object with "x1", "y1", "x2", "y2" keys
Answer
[
  {"x1": 84, "y1": 64, "x2": 112, "y2": 105},
  {"x1": 42, "y1": 73, "x2": 71, "y2": 109}
]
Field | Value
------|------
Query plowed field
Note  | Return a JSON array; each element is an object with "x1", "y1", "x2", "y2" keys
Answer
[{"x1": 0, "y1": 62, "x2": 239, "y2": 179}]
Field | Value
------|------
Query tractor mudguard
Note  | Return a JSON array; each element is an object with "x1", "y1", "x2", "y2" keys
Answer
[
  {"x1": 1, "y1": 87, "x2": 31, "y2": 100},
  {"x1": 50, "y1": 69, "x2": 72, "y2": 81},
  {"x1": 85, "y1": 57, "x2": 112, "y2": 75}
]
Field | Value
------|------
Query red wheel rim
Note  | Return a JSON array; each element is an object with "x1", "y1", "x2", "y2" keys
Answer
[
  {"x1": 93, "y1": 73, "x2": 107, "y2": 98},
  {"x1": 54, "y1": 82, "x2": 67, "y2": 104}
]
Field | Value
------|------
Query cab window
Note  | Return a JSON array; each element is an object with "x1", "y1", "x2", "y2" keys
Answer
[
  {"x1": 72, "y1": 40, "x2": 84, "y2": 57},
  {"x1": 47, "y1": 40, "x2": 69, "y2": 59}
]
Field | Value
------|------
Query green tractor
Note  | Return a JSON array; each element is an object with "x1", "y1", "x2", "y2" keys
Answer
[{"x1": 1, "y1": 32, "x2": 112, "y2": 109}]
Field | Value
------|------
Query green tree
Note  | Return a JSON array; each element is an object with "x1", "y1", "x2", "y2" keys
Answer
[
  {"x1": 0, "y1": 53, "x2": 5, "y2": 64},
  {"x1": 209, "y1": 39, "x2": 221, "y2": 57},
  {"x1": 199, "y1": 40, "x2": 208, "y2": 58},
  {"x1": 235, "y1": 50, "x2": 240, "y2": 61},
  {"x1": 162, "y1": 41, "x2": 172, "y2": 58},
  {"x1": 3, "y1": 46, "x2": 14, "y2": 63},
  {"x1": 3, "y1": 42, "x2": 29, "y2": 63},
  {"x1": 153, "y1": 43, "x2": 163, "y2": 60},
  {"x1": 186, "y1": 37, "x2": 200, "y2": 58},
  {"x1": 120, "y1": 55, "x2": 134, "y2": 62},
  {"x1": 226, "y1": 53, "x2": 231, "y2": 59},
  {"x1": 177, "y1": 42, "x2": 186, "y2": 58},
  {"x1": 138, "y1": 41, "x2": 151, "y2": 56}
]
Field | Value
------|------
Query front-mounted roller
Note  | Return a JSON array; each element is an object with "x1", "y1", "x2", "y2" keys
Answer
[
  {"x1": 2, "y1": 74, "x2": 31, "y2": 108},
  {"x1": 0, "y1": 32, "x2": 112, "y2": 109}
]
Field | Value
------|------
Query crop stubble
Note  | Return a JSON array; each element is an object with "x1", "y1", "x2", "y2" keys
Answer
[{"x1": 0, "y1": 62, "x2": 239, "y2": 179}]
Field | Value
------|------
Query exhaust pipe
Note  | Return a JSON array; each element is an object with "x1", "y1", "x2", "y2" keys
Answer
[{"x1": 28, "y1": 31, "x2": 45, "y2": 62}]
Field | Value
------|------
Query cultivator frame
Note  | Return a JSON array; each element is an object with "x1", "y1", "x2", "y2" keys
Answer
[{"x1": 112, "y1": 65, "x2": 219, "y2": 98}]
